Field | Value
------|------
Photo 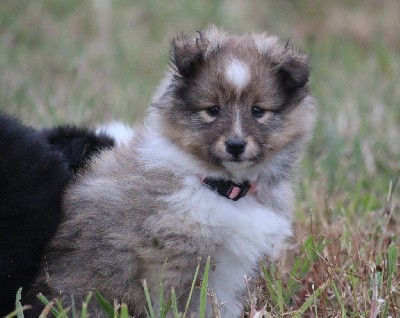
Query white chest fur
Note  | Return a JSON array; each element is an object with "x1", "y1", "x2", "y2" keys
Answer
[{"x1": 163, "y1": 175, "x2": 292, "y2": 316}]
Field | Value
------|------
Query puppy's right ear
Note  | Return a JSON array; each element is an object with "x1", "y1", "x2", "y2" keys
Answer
[
  {"x1": 276, "y1": 53, "x2": 310, "y2": 92},
  {"x1": 171, "y1": 32, "x2": 208, "y2": 77}
]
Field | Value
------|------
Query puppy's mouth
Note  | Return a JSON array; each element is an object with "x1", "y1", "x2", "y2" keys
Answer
[
  {"x1": 223, "y1": 160, "x2": 253, "y2": 170},
  {"x1": 225, "y1": 156, "x2": 255, "y2": 169},
  {"x1": 208, "y1": 153, "x2": 259, "y2": 170},
  {"x1": 228, "y1": 154, "x2": 244, "y2": 162}
]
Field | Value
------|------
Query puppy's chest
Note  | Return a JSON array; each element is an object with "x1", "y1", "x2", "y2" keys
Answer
[
  {"x1": 160, "y1": 178, "x2": 289, "y2": 306},
  {"x1": 161, "y1": 176, "x2": 289, "y2": 255}
]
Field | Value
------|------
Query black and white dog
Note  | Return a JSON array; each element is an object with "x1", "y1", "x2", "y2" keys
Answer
[{"x1": 0, "y1": 114, "x2": 115, "y2": 316}]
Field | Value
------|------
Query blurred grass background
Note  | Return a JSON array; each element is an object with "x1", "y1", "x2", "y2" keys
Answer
[{"x1": 1, "y1": 0, "x2": 399, "y2": 316}]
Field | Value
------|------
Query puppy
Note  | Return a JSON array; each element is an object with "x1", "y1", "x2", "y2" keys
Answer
[
  {"x1": 33, "y1": 27, "x2": 316, "y2": 317},
  {"x1": 0, "y1": 114, "x2": 114, "y2": 316}
]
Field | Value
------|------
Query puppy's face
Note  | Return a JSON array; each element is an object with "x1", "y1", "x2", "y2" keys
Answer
[{"x1": 153, "y1": 28, "x2": 316, "y2": 176}]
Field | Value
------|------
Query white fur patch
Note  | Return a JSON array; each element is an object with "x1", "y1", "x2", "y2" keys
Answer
[
  {"x1": 233, "y1": 108, "x2": 243, "y2": 136},
  {"x1": 225, "y1": 60, "x2": 250, "y2": 91},
  {"x1": 138, "y1": 128, "x2": 204, "y2": 173},
  {"x1": 164, "y1": 175, "x2": 291, "y2": 317},
  {"x1": 96, "y1": 121, "x2": 135, "y2": 146}
]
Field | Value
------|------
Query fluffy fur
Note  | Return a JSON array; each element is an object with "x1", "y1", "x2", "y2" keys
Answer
[
  {"x1": 32, "y1": 27, "x2": 316, "y2": 317},
  {"x1": 0, "y1": 115, "x2": 114, "y2": 316},
  {"x1": 42, "y1": 125, "x2": 115, "y2": 172},
  {"x1": 96, "y1": 121, "x2": 135, "y2": 146}
]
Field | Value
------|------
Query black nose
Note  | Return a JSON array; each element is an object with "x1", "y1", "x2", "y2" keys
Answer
[{"x1": 226, "y1": 138, "x2": 246, "y2": 156}]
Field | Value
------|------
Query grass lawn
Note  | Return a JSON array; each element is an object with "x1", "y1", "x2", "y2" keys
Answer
[{"x1": 1, "y1": 0, "x2": 399, "y2": 317}]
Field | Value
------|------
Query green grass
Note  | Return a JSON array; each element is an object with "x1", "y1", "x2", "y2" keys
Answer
[
  {"x1": 1, "y1": 0, "x2": 399, "y2": 317},
  {"x1": 30, "y1": 258, "x2": 211, "y2": 318}
]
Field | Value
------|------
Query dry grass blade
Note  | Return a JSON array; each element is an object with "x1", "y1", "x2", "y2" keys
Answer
[
  {"x1": 207, "y1": 289, "x2": 221, "y2": 318},
  {"x1": 38, "y1": 300, "x2": 56, "y2": 318}
]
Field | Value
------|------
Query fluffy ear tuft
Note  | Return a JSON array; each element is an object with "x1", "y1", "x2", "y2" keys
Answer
[
  {"x1": 171, "y1": 32, "x2": 209, "y2": 77},
  {"x1": 276, "y1": 53, "x2": 310, "y2": 91}
]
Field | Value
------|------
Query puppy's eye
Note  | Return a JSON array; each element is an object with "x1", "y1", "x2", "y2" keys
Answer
[
  {"x1": 206, "y1": 106, "x2": 220, "y2": 117},
  {"x1": 251, "y1": 106, "x2": 266, "y2": 118}
]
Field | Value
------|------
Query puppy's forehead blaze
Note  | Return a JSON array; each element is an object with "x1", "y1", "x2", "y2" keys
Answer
[{"x1": 224, "y1": 59, "x2": 250, "y2": 91}]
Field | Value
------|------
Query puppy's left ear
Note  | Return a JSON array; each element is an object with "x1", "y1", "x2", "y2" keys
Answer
[
  {"x1": 276, "y1": 53, "x2": 310, "y2": 91},
  {"x1": 171, "y1": 32, "x2": 208, "y2": 77}
]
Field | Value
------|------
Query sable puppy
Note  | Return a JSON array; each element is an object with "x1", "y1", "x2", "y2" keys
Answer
[
  {"x1": 0, "y1": 115, "x2": 114, "y2": 316},
  {"x1": 35, "y1": 27, "x2": 316, "y2": 317}
]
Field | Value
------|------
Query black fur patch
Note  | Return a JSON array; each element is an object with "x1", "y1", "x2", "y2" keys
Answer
[
  {"x1": 0, "y1": 115, "x2": 115, "y2": 316},
  {"x1": 276, "y1": 55, "x2": 310, "y2": 92},
  {"x1": 171, "y1": 33, "x2": 208, "y2": 78},
  {"x1": 0, "y1": 115, "x2": 71, "y2": 315},
  {"x1": 42, "y1": 125, "x2": 115, "y2": 173}
]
